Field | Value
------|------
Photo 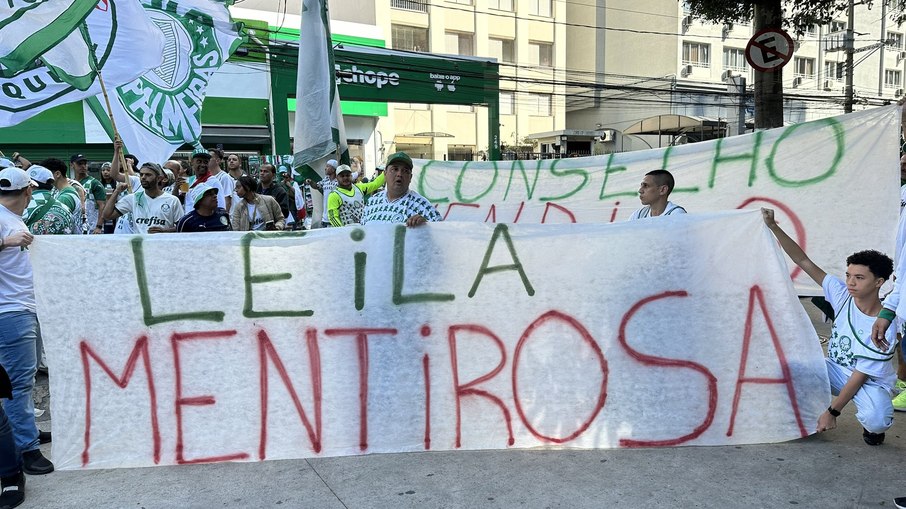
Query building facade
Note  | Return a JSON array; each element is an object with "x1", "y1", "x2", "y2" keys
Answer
[{"x1": 565, "y1": 1, "x2": 906, "y2": 152}]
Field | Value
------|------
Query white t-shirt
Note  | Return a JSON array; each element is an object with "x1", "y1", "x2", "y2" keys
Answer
[
  {"x1": 896, "y1": 185, "x2": 906, "y2": 273},
  {"x1": 320, "y1": 177, "x2": 337, "y2": 223},
  {"x1": 823, "y1": 275, "x2": 897, "y2": 391},
  {"x1": 293, "y1": 182, "x2": 304, "y2": 210},
  {"x1": 246, "y1": 202, "x2": 265, "y2": 230},
  {"x1": 0, "y1": 204, "x2": 35, "y2": 314},
  {"x1": 113, "y1": 176, "x2": 143, "y2": 235},
  {"x1": 184, "y1": 178, "x2": 226, "y2": 214},
  {"x1": 629, "y1": 201, "x2": 686, "y2": 220},
  {"x1": 212, "y1": 171, "x2": 235, "y2": 211},
  {"x1": 115, "y1": 191, "x2": 184, "y2": 234}
]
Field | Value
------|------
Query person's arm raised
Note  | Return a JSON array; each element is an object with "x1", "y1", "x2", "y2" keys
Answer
[{"x1": 762, "y1": 208, "x2": 827, "y2": 286}]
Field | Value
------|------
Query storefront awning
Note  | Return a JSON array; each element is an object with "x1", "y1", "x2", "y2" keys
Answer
[{"x1": 623, "y1": 114, "x2": 726, "y2": 139}]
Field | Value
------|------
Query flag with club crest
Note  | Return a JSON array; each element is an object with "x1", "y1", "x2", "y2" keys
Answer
[
  {"x1": 86, "y1": 0, "x2": 245, "y2": 163},
  {"x1": 0, "y1": 0, "x2": 165, "y2": 126}
]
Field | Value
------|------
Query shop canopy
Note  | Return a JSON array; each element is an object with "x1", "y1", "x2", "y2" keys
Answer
[{"x1": 623, "y1": 114, "x2": 727, "y2": 142}]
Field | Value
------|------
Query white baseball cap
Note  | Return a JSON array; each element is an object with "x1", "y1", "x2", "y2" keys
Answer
[
  {"x1": 0, "y1": 157, "x2": 13, "y2": 169},
  {"x1": 192, "y1": 182, "x2": 218, "y2": 206},
  {"x1": 0, "y1": 167, "x2": 37, "y2": 191},
  {"x1": 27, "y1": 166, "x2": 54, "y2": 184}
]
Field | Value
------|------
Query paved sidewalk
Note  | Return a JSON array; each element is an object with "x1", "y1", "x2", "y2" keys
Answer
[{"x1": 21, "y1": 300, "x2": 906, "y2": 508}]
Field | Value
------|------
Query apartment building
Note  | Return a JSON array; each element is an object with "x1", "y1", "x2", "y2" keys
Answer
[
  {"x1": 363, "y1": 0, "x2": 567, "y2": 159},
  {"x1": 236, "y1": 0, "x2": 568, "y2": 161},
  {"x1": 565, "y1": 1, "x2": 906, "y2": 151}
]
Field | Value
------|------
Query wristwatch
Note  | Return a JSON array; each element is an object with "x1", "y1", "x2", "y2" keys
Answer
[{"x1": 827, "y1": 406, "x2": 841, "y2": 417}]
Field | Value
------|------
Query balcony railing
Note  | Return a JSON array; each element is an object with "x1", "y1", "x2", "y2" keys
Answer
[{"x1": 391, "y1": 0, "x2": 428, "y2": 12}]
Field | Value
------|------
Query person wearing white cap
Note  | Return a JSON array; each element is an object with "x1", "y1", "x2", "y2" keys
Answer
[
  {"x1": 305, "y1": 159, "x2": 338, "y2": 228},
  {"x1": 0, "y1": 166, "x2": 55, "y2": 478},
  {"x1": 22, "y1": 166, "x2": 73, "y2": 235},
  {"x1": 175, "y1": 183, "x2": 231, "y2": 232},
  {"x1": 103, "y1": 162, "x2": 184, "y2": 234},
  {"x1": 40, "y1": 158, "x2": 85, "y2": 234},
  {"x1": 327, "y1": 164, "x2": 385, "y2": 226}
]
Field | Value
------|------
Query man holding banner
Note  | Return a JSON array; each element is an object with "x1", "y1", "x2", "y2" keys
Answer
[
  {"x1": 764, "y1": 209, "x2": 896, "y2": 445},
  {"x1": 0, "y1": 167, "x2": 53, "y2": 476},
  {"x1": 362, "y1": 152, "x2": 441, "y2": 226},
  {"x1": 629, "y1": 170, "x2": 686, "y2": 220}
]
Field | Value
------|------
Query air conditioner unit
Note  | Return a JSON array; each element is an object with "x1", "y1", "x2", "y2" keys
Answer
[
  {"x1": 898, "y1": 51, "x2": 906, "y2": 62},
  {"x1": 598, "y1": 130, "x2": 615, "y2": 143},
  {"x1": 897, "y1": 88, "x2": 904, "y2": 96},
  {"x1": 792, "y1": 76, "x2": 803, "y2": 88},
  {"x1": 682, "y1": 15, "x2": 693, "y2": 31},
  {"x1": 681, "y1": 64, "x2": 693, "y2": 77},
  {"x1": 722, "y1": 24, "x2": 732, "y2": 39},
  {"x1": 721, "y1": 70, "x2": 735, "y2": 81},
  {"x1": 823, "y1": 80, "x2": 833, "y2": 91}
]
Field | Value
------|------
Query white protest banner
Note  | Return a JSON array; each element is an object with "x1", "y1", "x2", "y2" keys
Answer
[
  {"x1": 32, "y1": 212, "x2": 829, "y2": 470},
  {"x1": 0, "y1": 0, "x2": 165, "y2": 126},
  {"x1": 414, "y1": 107, "x2": 901, "y2": 294},
  {"x1": 86, "y1": 0, "x2": 244, "y2": 163}
]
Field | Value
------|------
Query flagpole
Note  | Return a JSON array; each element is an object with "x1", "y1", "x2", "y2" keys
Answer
[{"x1": 80, "y1": 23, "x2": 133, "y2": 193}]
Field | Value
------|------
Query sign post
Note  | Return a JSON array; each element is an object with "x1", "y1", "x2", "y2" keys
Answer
[{"x1": 745, "y1": 28, "x2": 794, "y2": 73}]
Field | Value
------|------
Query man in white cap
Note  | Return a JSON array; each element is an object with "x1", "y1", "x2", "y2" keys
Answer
[
  {"x1": 103, "y1": 162, "x2": 184, "y2": 234},
  {"x1": 305, "y1": 159, "x2": 338, "y2": 228},
  {"x1": 328, "y1": 164, "x2": 385, "y2": 226},
  {"x1": 175, "y1": 183, "x2": 231, "y2": 232},
  {"x1": 23, "y1": 166, "x2": 73, "y2": 235},
  {"x1": 0, "y1": 165, "x2": 55, "y2": 476}
]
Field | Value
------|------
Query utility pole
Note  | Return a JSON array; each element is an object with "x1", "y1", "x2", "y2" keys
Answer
[{"x1": 845, "y1": 0, "x2": 855, "y2": 113}]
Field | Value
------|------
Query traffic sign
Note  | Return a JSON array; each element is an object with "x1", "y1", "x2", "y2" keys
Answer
[{"x1": 745, "y1": 28, "x2": 794, "y2": 72}]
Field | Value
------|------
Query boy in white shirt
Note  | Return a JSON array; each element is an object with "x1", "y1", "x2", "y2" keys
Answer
[{"x1": 763, "y1": 208, "x2": 896, "y2": 445}]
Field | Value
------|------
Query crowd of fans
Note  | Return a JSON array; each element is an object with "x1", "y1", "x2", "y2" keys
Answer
[{"x1": 0, "y1": 146, "x2": 426, "y2": 236}]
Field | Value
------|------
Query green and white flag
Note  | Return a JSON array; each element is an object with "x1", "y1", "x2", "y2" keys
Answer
[
  {"x1": 89, "y1": 0, "x2": 244, "y2": 163},
  {"x1": 292, "y1": 0, "x2": 348, "y2": 182},
  {"x1": 1, "y1": 0, "x2": 97, "y2": 89},
  {"x1": 0, "y1": 0, "x2": 166, "y2": 126}
]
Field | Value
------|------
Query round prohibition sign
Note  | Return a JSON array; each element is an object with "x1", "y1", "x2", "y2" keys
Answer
[{"x1": 745, "y1": 28, "x2": 794, "y2": 72}]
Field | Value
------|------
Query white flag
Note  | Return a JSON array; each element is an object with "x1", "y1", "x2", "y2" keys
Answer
[
  {"x1": 0, "y1": 0, "x2": 165, "y2": 126},
  {"x1": 90, "y1": 0, "x2": 244, "y2": 163},
  {"x1": 292, "y1": 0, "x2": 348, "y2": 180}
]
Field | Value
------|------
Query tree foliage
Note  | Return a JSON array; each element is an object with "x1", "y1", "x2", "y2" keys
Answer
[{"x1": 683, "y1": 1, "x2": 906, "y2": 35}]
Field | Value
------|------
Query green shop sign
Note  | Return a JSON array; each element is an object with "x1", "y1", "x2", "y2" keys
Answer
[{"x1": 270, "y1": 45, "x2": 501, "y2": 159}]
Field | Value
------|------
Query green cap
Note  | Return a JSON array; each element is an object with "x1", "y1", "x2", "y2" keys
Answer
[
  {"x1": 191, "y1": 148, "x2": 211, "y2": 160},
  {"x1": 385, "y1": 151, "x2": 413, "y2": 169}
]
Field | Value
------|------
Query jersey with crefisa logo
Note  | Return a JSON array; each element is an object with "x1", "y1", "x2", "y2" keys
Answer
[{"x1": 115, "y1": 5, "x2": 226, "y2": 145}]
